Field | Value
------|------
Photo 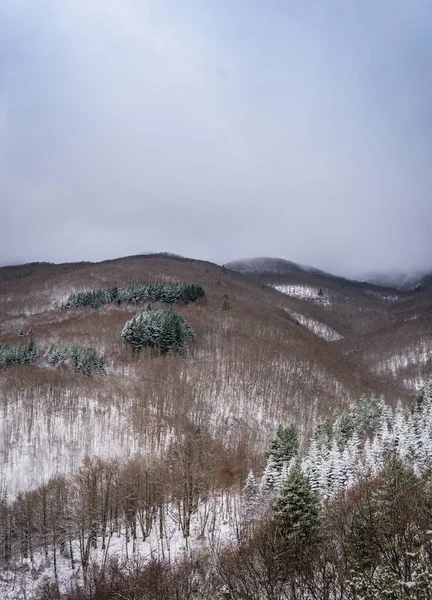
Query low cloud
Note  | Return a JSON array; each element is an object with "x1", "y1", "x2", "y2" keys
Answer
[{"x1": 1, "y1": 0, "x2": 431, "y2": 277}]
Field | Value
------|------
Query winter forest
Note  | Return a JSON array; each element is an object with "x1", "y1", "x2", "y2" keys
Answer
[
  {"x1": 4, "y1": 0, "x2": 432, "y2": 594},
  {"x1": 2, "y1": 381, "x2": 432, "y2": 598},
  {"x1": 2, "y1": 256, "x2": 432, "y2": 599}
]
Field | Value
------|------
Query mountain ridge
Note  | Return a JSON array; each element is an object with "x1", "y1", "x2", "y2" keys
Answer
[{"x1": 1, "y1": 252, "x2": 432, "y2": 497}]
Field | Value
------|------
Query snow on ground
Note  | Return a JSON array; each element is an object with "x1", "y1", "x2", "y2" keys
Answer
[
  {"x1": 372, "y1": 339, "x2": 432, "y2": 386},
  {"x1": 288, "y1": 311, "x2": 343, "y2": 341},
  {"x1": 272, "y1": 285, "x2": 331, "y2": 306},
  {"x1": 0, "y1": 494, "x2": 241, "y2": 600},
  {"x1": 403, "y1": 375, "x2": 427, "y2": 391},
  {"x1": 373, "y1": 340, "x2": 432, "y2": 391},
  {"x1": 0, "y1": 394, "x2": 170, "y2": 498},
  {"x1": 362, "y1": 289, "x2": 399, "y2": 302}
]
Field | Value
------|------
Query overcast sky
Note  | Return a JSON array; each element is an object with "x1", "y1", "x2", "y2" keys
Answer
[{"x1": 1, "y1": 1, "x2": 431, "y2": 277}]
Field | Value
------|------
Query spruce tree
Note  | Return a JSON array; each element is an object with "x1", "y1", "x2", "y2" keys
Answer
[
  {"x1": 268, "y1": 425, "x2": 299, "y2": 472},
  {"x1": 121, "y1": 309, "x2": 196, "y2": 354},
  {"x1": 272, "y1": 463, "x2": 319, "y2": 541},
  {"x1": 242, "y1": 471, "x2": 263, "y2": 529},
  {"x1": 261, "y1": 425, "x2": 299, "y2": 491}
]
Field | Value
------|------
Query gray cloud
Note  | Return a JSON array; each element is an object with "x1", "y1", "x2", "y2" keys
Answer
[{"x1": 1, "y1": 0, "x2": 432, "y2": 277}]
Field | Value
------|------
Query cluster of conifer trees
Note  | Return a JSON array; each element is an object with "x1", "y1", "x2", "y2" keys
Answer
[
  {"x1": 0, "y1": 280, "x2": 204, "y2": 372},
  {"x1": 45, "y1": 345, "x2": 105, "y2": 375},
  {"x1": 121, "y1": 308, "x2": 197, "y2": 354},
  {"x1": 63, "y1": 283, "x2": 205, "y2": 309},
  {"x1": 259, "y1": 381, "x2": 432, "y2": 500},
  {"x1": 0, "y1": 338, "x2": 37, "y2": 368}
]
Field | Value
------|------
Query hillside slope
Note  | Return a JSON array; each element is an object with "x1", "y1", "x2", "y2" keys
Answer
[
  {"x1": 0, "y1": 253, "x2": 406, "y2": 495},
  {"x1": 228, "y1": 256, "x2": 432, "y2": 393}
]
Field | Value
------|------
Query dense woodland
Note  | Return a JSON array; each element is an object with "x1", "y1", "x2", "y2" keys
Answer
[{"x1": 2, "y1": 254, "x2": 432, "y2": 598}]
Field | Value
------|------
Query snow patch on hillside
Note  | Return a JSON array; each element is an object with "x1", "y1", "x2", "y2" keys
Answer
[
  {"x1": 272, "y1": 285, "x2": 331, "y2": 306},
  {"x1": 289, "y1": 311, "x2": 343, "y2": 341},
  {"x1": 0, "y1": 395, "x2": 171, "y2": 498},
  {"x1": 363, "y1": 289, "x2": 400, "y2": 302},
  {"x1": 403, "y1": 375, "x2": 426, "y2": 391},
  {"x1": 372, "y1": 340, "x2": 432, "y2": 383}
]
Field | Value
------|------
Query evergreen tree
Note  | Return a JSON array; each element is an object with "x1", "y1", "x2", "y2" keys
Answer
[
  {"x1": 45, "y1": 344, "x2": 104, "y2": 375},
  {"x1": 272, "y1": 463, "x2": 319, "y2": 541},
  {"x1": 242, "y1": 471, "x2": 263, "y2": 529},
  {"x1": 121, "y1": 309, "x2": 196, "y2": 355},
  {"x1": 221, "y1": 295, "x2": 228, "y2": 310},
  {"x1": 25, "y1": 338, "x2": 37, "y2": 363},
  {"x1": 268, "y1": 425, "x2": 299, "y2": 471},
  {"x1": 64, "y1": 282, "x2": 205, "y2": 309},
  {"x1": 261, "y1": 425, "x2": 299, "y2": 492},
  {"x1": 333, "y1": 410, "x2": 355, "y2": 448}
]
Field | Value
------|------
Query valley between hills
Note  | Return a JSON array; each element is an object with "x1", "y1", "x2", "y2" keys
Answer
[{"x1": 1, "y1": 253, "x2": 432, "y2": 598}]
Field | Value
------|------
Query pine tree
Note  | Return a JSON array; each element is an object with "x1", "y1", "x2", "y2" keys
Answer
[
  {"x1": 333, "y1": 410, "x2": 355, "y2": 448},
  {"x1": 260, "y1": 456, "x2": 280, "y2": 491},
  {"x1": 221, "y1": 295, "x2": 228, "y2": 310}
]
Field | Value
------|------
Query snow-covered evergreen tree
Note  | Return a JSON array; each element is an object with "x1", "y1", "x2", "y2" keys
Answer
[
  {"x1": 267, "y1": 377, "x2": 432, "y2": 501},
  {"x1": 122, "y1": 308, "x2": 196, "y2": 355},
  {"x1": 272, "y1": 462, "x2": 319, "y2": 541},
  {"x1": 260, "y1": 425, "x2": 299, "y2": 491},
  {"x1": 241, "y1": 471, "x2": 264, "y2": 530},
  {"x1": 45, "y1": 344, "x2": 105, "y2": 375}
]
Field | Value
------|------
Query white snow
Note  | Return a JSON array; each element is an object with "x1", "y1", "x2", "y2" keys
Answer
[
  {"x1": 0, "y1": 493, "x2": 241, "y2": 600},
  {"x1": 372, "y1": 339, "x2": 432, "y2": 385},
  {"x1": 288, "y1": 311, "x2": 343, "y2": 341},
  {"x1": 272, "y1": 284, "x2": 331, "y2": 306},
  {"x1": 362, "y1": 289, "x2": 400, "y2": 302}
]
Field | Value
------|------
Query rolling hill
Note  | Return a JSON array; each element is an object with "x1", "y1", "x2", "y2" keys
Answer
[
  {"x1": 2, "y1": 253, "x2": 432, "y2": 598},
  {"x1": 0, "y1": 253, "x2": 431, "y2": 498}
]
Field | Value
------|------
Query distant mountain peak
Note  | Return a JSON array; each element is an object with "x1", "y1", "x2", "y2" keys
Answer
[{"x1": 226, "y1": 257, "x2": 336, "y2": 279}]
